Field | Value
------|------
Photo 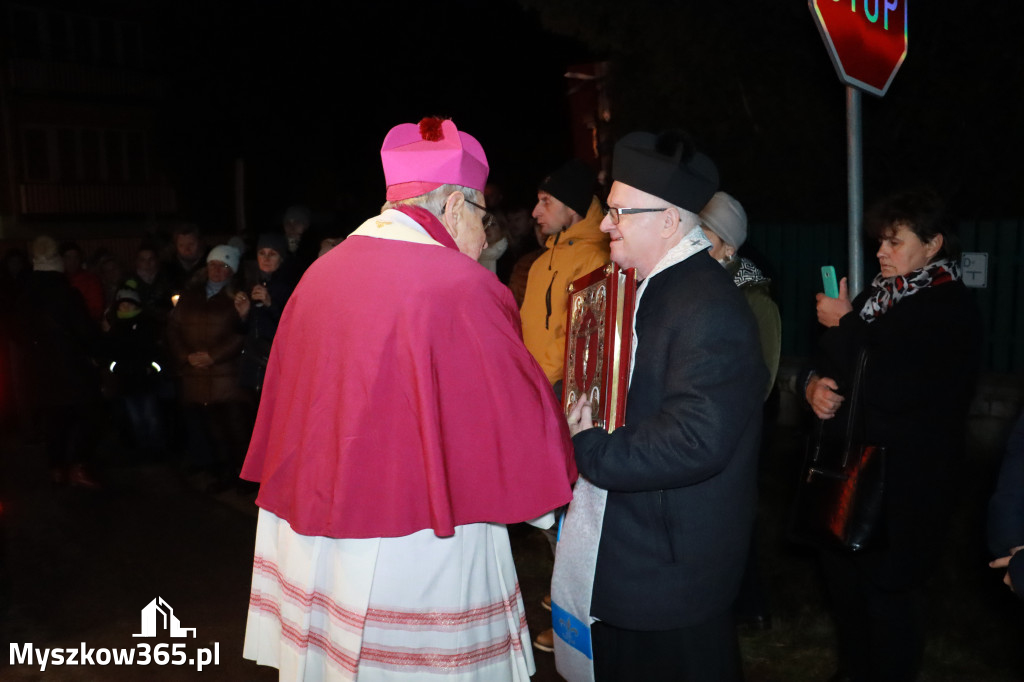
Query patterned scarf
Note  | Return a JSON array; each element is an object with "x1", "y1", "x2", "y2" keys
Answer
[
  {"x1": 859, "y1": 258, "x2": 960, "y2": 323},
  {"x1": 731, "y1": 257, "x2": 770, "y2": 288}
]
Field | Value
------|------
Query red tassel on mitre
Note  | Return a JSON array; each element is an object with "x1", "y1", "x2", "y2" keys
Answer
[{"x1": 419, "y1": 117, "x2": 445, "y2": 142}]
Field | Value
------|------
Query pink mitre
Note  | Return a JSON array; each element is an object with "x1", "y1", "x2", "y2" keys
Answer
[{"x1": 381, "y1": 118, "x2": 489, "y2": 202}]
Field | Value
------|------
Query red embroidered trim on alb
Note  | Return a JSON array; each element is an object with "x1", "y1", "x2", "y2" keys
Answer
[
  {"x1": 253, "y1": 556, "x2": 365, "y2": 629},
  {"x1": 360, "y1": 635, "x2": 522, "y2": 669},
  {"x1": 250, "y1": 556, "x2": 528, "y2": 670},
  {"x1": 366, "y1": 583, "x2": 524, "y2": 629},
  {"x1": 248, "y1": 592, "x2": 359, "y2": 675}
]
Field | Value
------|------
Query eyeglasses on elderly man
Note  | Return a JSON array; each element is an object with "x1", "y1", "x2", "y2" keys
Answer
[{"x1": 604, "y1": 206, "x2": 669, "y2": 225}]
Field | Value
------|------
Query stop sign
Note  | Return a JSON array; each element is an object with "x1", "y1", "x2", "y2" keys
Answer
[{"x1": 809, "y1": 0, "x2": 908, "y2": 97}]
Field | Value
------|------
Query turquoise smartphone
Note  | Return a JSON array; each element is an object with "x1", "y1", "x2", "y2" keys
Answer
[{"x1": 821, "y1": 266, "x2": 839, "y2": 298}]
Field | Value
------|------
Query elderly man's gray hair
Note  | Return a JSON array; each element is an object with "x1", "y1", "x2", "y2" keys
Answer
[{"x1": 382, "y1": 184, "x2": 484, "y2": 219}]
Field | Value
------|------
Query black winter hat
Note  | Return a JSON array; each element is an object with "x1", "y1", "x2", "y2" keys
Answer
[
  {"x1": 257, "y1": 232, "x2": 289, "y2": 258},
  {"x1": 612, "y1": 131, "x2": 718, "y2": 213},
  {"x1": 538, "y1": 159, "x2": 596, "y2": 218}
]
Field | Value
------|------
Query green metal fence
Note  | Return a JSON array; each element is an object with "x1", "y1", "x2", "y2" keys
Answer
[{"x1": 744, "y1": 220, "x2": 1024, "y2": 374}]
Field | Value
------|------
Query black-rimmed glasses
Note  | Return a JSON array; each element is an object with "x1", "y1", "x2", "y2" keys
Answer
[
  {"x1": 464, "y1": 199, "x2": 498, "y2": 232},
  {"x1": 604, "y1": 207, "x2": 669, "y2": 225}
]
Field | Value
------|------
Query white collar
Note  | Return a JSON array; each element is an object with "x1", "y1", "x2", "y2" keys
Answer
[
  {"x1": 643, "y1": 225, "x2": 711, "y2": 283},
  {"x1": 629, "y1": 226, "x2": 711, "y2": 388},
  {"x1": 349, "y1": 208, "x2": 443, "y2": 247}
]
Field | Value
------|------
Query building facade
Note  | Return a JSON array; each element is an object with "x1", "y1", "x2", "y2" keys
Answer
[{"x1": 0, "y1": 1, "x2": 175, "y2": 239}]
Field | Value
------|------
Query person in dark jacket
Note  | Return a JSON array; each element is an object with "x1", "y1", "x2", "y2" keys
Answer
[
  {"x1": 16, "y1": 236, "x2": 103, "y2": 487},
  {"x1": 552, "y1": 131, "x2": 765, "y2": 682},
  {"x1": 121, "y1": 244, "x2": 174, "y2": 324},
  {"x1": 989, "y1": 410, "x2": 1024, "y2": 598},
  {"x1": 104, "y1": 286, "x2": 167, "y2": 457},
  {"x1": 233, "y1": 233, "x2": 296, "y2": 396},
  {"x1": 279, "y1": 205, "x2": 320, "y2": 278},
  {"x1": 805, "y1": 188, "x2": 980, "y2": 682},
  {"x1": 699, "y1": 190, "x2": 782, "y2": 633},
  {"x1": 166, "y1": 244, "x2": 249, "y2": 490},
  {"x1": 163, "y1": 223, "x2": 207, "y2": 295}
]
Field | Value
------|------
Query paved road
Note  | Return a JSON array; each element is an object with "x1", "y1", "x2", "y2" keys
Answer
[
  {"x1": 0, "y1": 434, "x2": 562, "y2": 681},
  {"x1": 4, "y1": 423, "x2": 1021, "y2": 681}
]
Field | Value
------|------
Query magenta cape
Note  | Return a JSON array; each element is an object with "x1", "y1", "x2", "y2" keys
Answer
[{"x1": 241, "y1": 234, "x2": 577, "y2": 539}]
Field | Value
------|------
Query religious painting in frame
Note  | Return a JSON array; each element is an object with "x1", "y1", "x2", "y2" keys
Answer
[{"x1": 562, "y1": 263, "x2": 637, "y2": 432}]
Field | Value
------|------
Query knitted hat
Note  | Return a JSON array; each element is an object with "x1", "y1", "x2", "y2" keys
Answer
[
  {"x1": 538, "y1": 159, "x2": 596, "y2": 218},
  {"x1": 257, "y1": 232, "x2": 289, "y2": 257},
  {"x1": 699, "y1": 191, "x2": 748, "y2": 248},
  {"x1": 381, "y1": 118, "x2": 489, "y2": 201},
  {"x1": 116, "y1": 287, "x2": 142, "y2": 305},
  {"x1": 206, "y1": 244, "x2": 240, "y2": 273},
  {"x1": 612, "y1": 130, "x2": 718, "y2": 213}
]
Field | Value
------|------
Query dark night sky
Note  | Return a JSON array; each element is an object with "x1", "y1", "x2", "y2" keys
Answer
[
  {"x1": 142, "y1": 0, "x2": 1024, "y2": 232},
  {"x1": 148, "y1": 0, "x2": 592, "y2": 232}
]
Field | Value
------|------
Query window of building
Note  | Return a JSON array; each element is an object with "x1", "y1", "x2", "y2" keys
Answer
[
  {"x1": 97, "y1": 19, "x2": 118, "y2": 66},
  {"x1": 71, "y1": 14, "x2": 96, "y2": 65},
  {"x1": 57, "y1": 128, "x2": 79, "y2": 181},
  {"x1": 23, "y1": 127, "x2": 151, "y2": 184},
  {"x1": 23, "y1": 128, "x2": 53, "y2": 181},
  {"x1": 80, "y1": 129, "x2": 102, "y2": 181},
  {"x1": 105, "y1": 131, "x2": 125, "y2": 182},
  {"x1": 10, "y1": 6, "x2": 43, "y2": 59},
  {"x1": 121, "y1": 22, "x2": 143, "y2": 69},
  {"x1": 45, "y1": 11, "x2": 71, "y2": 62},
  {"x1": 125, "y1": 131, "x2": 148, "y2": 182}
]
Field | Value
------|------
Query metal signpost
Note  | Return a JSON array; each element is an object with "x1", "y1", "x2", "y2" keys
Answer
[{"x1": 809, "y1": 0, "x2": 908, "y2": 297}]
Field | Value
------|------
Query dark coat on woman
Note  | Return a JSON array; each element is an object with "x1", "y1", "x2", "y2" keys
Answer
[
  {"x1": 570, "y1": 253, "x2": 766, "y2": 630},
  {"x1": 811, "y1": 280, "x2": 979, "y2": 588},
  {"x1": 238, "y1": 268, "x2": 296, "y2": 392},
  {"x1": 15, "y1": 270, "x2": 102, "y2": 407},
  {"x1": 166, "y1": 280, "x2": 245, "y2": 405}
]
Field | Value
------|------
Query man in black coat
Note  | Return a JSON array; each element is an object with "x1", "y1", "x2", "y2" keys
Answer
[{"x1": 552, "y1": 131, "x2": 765, "y2": 682}]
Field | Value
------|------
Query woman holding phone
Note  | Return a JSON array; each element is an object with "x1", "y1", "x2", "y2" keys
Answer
[
  {"x1": 234, "y1": 233, "x2": 296, "y2": 397},
  {"x1": 802, "y1": 188, "x2": 979, "y2": 682}
]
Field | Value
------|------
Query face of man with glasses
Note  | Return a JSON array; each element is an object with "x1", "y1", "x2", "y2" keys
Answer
[
  {"x1": 457, "y1": 195, "x2": 495, "y2": 261},
  {"x1": 600, "y1": 182, "x2": 678, "y2": 279}
]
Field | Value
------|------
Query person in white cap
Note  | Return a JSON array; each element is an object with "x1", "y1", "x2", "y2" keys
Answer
[
  {"x1": 166, "y1": 244, "x2": 249, "y2": 492},
  {"x1": 699, "y1": 191, "x2": 781, "y2": 399},
  {"x1": 699, "y1": 191, "x2": 782, "y2": 637},
  {"x1": 240, "y1": 118, "x2": 576, "y2": 681}
]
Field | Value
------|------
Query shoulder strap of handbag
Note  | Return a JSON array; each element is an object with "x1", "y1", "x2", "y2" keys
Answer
[
  {"x1": 811, "y1": 348, "x2": 870, "y2": 464},
  {"x1": 840, "y1": 348, "x2": 870, "y2": 467}
]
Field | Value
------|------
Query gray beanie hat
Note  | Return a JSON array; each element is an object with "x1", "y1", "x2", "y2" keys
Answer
[{"x1": 699, "y1": 191, "x2": 748, "y2": 248}]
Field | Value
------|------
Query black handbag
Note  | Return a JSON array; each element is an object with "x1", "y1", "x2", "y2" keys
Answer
[{"x1": 789, "y1": 349, "x2": 886, "y2": 552}]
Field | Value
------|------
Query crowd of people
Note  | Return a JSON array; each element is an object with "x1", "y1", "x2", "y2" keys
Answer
[
  {"x1": 0, "y1": 209, "x2": 322, "y2": 492},
  {"x1": 1, "y1": 114, "x2": 1020, "y2": 682}
]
